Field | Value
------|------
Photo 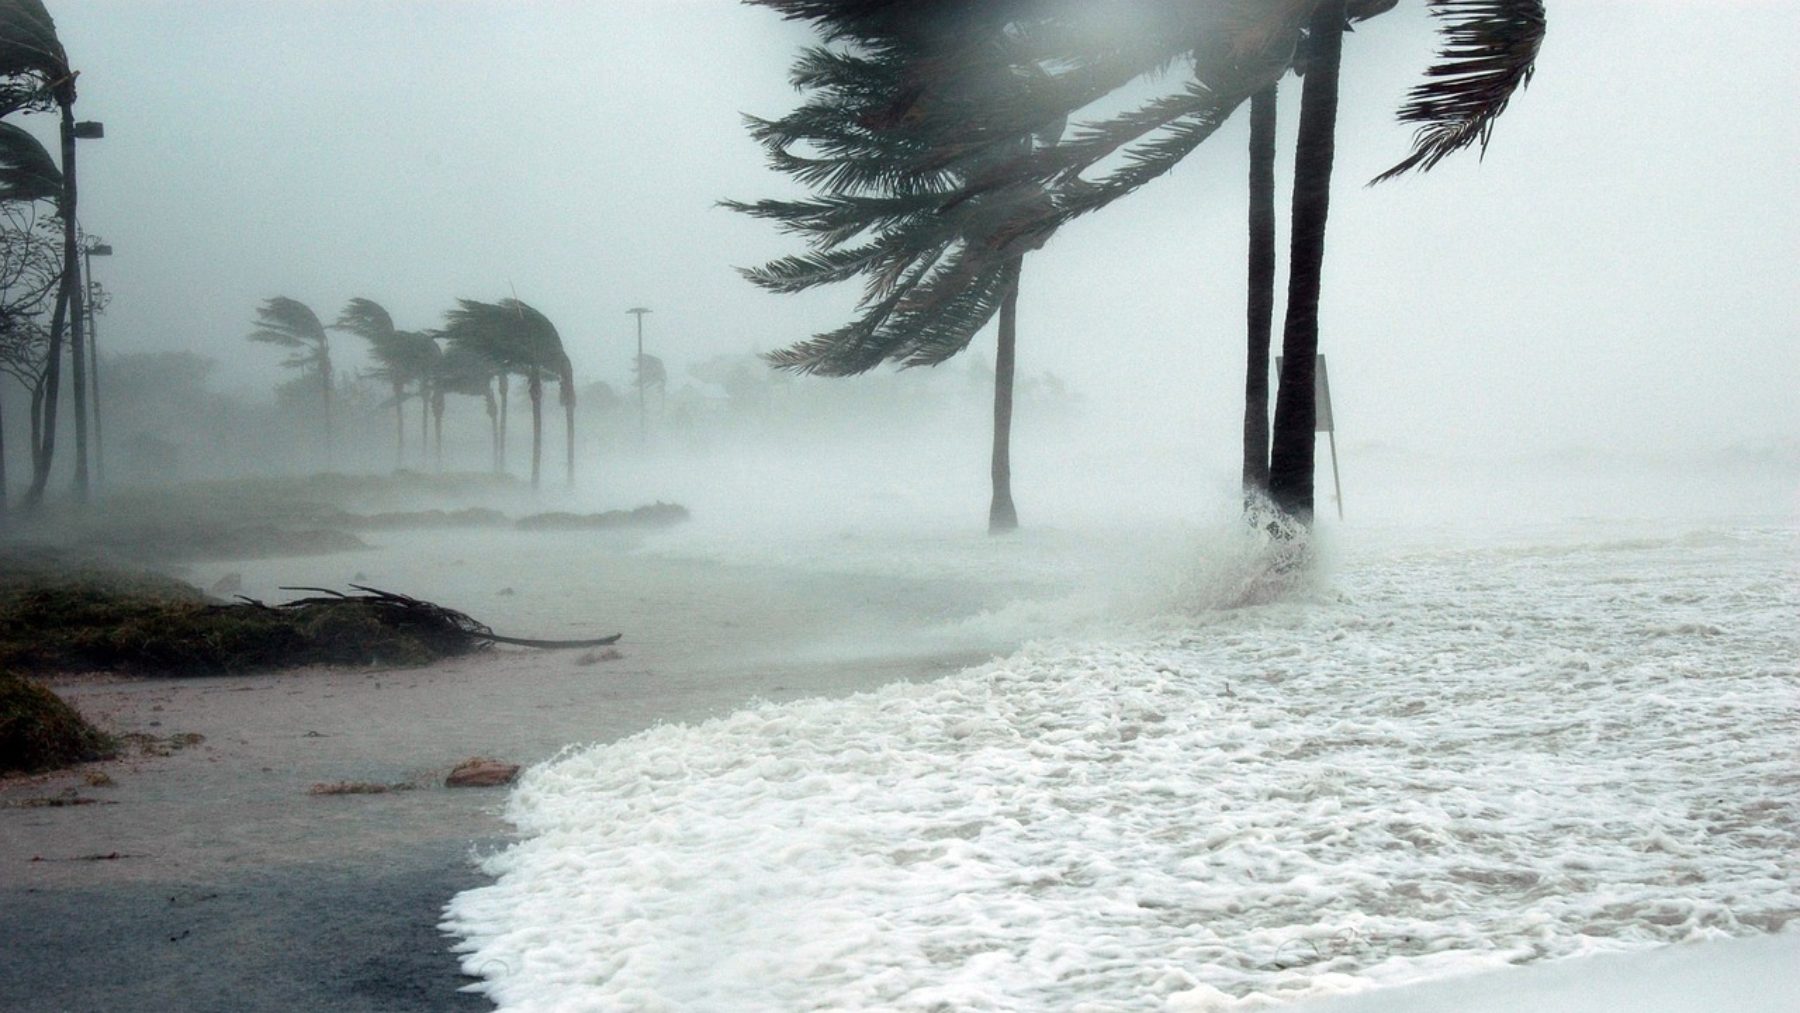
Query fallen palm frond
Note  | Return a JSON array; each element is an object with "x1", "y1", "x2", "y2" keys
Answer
[
  {"x1": 0, "y1": 571, "x2": 619, "y2": 677},
  {"x1": 272, "y1": 585, "x2": 622, "y2": 650}
]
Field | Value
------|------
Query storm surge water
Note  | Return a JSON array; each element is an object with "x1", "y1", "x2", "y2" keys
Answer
[{"x1": 442, "y1": 517, "x2": 1798, "y2": 1011}]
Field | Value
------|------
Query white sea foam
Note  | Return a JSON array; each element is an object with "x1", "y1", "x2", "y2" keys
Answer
[{"x1": 443, "y1": 521, "x2": 1799, "y2": 1011}]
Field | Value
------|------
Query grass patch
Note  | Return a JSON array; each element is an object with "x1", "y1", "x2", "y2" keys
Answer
[{"x1": 0, "y1": 672, "x2": 119, "y2": 774}]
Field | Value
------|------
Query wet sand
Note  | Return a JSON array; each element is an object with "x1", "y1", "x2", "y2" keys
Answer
[{"x1": 1, "y1": 544, "x2": 1018, "y2": 1012}]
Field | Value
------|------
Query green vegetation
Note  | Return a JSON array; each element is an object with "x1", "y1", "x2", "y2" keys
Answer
[
  {"x1": 0, "y1": 561, "x2": 490, "y2": 677},
  {"x1": 0, "y1": 671, "x2": 117, "y2": 774}
]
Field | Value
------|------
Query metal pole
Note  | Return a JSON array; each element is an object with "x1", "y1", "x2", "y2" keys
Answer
[{"x1": 84, "y1": 246, "x2": 104, "y2": 490}]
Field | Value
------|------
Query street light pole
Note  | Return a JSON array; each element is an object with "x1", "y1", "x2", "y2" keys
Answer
[
  {"x1": 64, "y1": 118, "x2": 102, "y2": 502},
  {"x1": 83, "y1": 240, "x2": 112, "y2": 490},
  {"x1": 626, "y1": 307, "x2": 650, "y2": 444}
]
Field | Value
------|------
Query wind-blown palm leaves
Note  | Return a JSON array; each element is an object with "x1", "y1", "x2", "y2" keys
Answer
[
  {"x1": 0, "y1": 0, "x2": 86, "y2": 509},
  {"x1": 0, "y1": 0, "x2": 69, "y2": 118},
  {"x1": 1371, "y1": 0, "x2": 1546, "y2": 182},
  {"x1": 248, "y1": 296, "x2": 334, "y2": 465},
  {"x1": 746, "y1": 0, "x2": 1546, "y2": 527},
  {"x1": 432, "y1": 341, "x2": 503, "y2": 473},
  {"x1": 333, "y1": 297, "x2": 441, "y2": 469},
  {"x1": 0, "y1": 121, "x2": 56, "y2": 202},
  {"x1": 441, "y1": 298, "x2": 575, "y2": 489}
]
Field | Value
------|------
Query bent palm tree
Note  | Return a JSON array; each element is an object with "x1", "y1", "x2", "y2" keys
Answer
[
  {"x1": 249, "y1": 296, "x2": 333, "y2": 467},
  {"x1": 442, "y1": 298, "x2": 575, "y2": 489},
  {"x1": 334, "y1": 297, "x2": 408, "y2": 466},
  {"x1": 735, "y1": 3, "x2": 1070, "y2": 532},
  {"x1": 433, "y1": 341, "x2": 502, "y2": 472}
]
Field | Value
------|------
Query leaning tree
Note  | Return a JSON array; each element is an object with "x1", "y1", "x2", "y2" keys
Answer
[
  {"x1": 735, "y1": 0, "x2": 1090, "y2": 533},
  {"x1": 248, "y1": 296, "x2": 334, "y2": 468},
  {"x1": 442, "y1": 298, "x2": 575, "y2": 489},
  {"x1": 748, "y1": 0, "x2": 1546, "y2": 527},
  {"x1": 334, "y1": 297, "x2": 441, "y2": 470}
]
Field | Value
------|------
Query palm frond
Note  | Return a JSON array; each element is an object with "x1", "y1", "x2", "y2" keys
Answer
[
  {"x1": 248, "y1": 296, "x2": 327, "y2": 351},
  {"x1": 1372, "y1": 0, "x2": 1545, "y2": 184},
  {"x1": 0, "y1": 121, "x2": 58, "y2": 203}
]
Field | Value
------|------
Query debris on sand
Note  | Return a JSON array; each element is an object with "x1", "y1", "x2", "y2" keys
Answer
[{"x1": 446, "y1": 757, "x2": 520, "y2": 788}]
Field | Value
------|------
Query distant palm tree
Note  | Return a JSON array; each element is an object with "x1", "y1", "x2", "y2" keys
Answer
[
  {"x1": 442, "y1": 298, "x2": 576, "y2": 489},
  {"x1": 333, "y1": 297, "x2": 409, "y2": 466},
  {"x1": 249, "y1": 296, "x2": 333, "y2": 467},
  {"x1": 432, "y1": 341, "x2": 502, "y2": 473}
]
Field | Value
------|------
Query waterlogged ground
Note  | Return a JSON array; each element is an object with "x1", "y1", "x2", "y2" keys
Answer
[{"x1": 442, "y1": 517, "x2": 1799, "y2": 1011}]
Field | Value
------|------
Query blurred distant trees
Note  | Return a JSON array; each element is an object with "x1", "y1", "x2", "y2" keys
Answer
[
  {"x1": 333, "y1": 297, "x2": 440, "y2": 469},
  {"x1": 442, "y1": 298, "x2": 575, "y2": 490},
  {"x1": 248, "y1": 296, "x2": 334, "y2": 467}
]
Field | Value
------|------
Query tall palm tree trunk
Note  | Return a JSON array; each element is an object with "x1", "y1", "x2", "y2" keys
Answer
[
  {"x1": 1243, "y1": 83, "x2": 1278, "y2": 500},
  {"x1": 433, "y1": 391, "x2": 445, "y2": 472},
  {"x1": 485, "y1": 385, "x2": 500, "y2": 473},
  {"x1": 527, "y1": 366, "x2": 543, "y2": 490},
  {"x1": 988, "y1": 256, "x2": 1023, "y2": 534},
  {"x1": 392, "y1": 381, "x2": 406, "y2": 468},
  {"x1": 23, "y1": 277, "x2": 71, "y2": 510},
  {"x1": 496, "y1": 375, "x2": 509, "y2": 474},
  {"x1": 418, "y1": 379, "x2": 430, "y2": 468},
  {"x1": 1268, "y1": 1, "x2": 1345, "y2": 527},
  {"x1": 319, "y1": 347, "x2": 334, "y2": 471},
  {"x1": 563, "y1": 386, "x2": 575, "y2": 489}
]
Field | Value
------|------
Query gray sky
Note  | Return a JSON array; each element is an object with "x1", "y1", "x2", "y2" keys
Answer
[{"x1": 43, "y1": 0, "x2": 1800, "y2": 465}]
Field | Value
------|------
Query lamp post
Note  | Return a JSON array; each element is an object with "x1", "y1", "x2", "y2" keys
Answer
[
  {"x1": 64, "y1": 118, "x2": 102, "y2": 501},
  {"x1": 626, "y1": 306, "x2": 650, "y2": 443},
  {"x1": 83, "y1": 239, "x2": 112, "y2": 489}
]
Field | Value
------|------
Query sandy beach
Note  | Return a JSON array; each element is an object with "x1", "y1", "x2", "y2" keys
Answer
[{"x1": 0, "y1": 537, "x2": 1019, "y2": 1012}]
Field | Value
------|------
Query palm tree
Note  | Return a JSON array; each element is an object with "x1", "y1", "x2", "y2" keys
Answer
[
  {"x1": 735, "y1": 3, "x2": 1070, "y2": 533},
  {"x1": 0, "y1": 0, "x2": 82, "y2": 510},
  {"x1": 248, "y1": 296, "x2": 333, "y2": 467},
  {"x1": 441, "y1": 298, "x2": 575, "y2": 489},
  {"x1": 432, "y1": 340, "x2": 502, "y2": 472},
  {"x1": 334, "y1": 297, "x2": 409, "y2": 467},
  {"x1": 762, "y1": 1, "x2": 1545, "y2": 528}
]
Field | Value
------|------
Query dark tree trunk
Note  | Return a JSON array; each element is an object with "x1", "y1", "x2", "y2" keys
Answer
[
  {"x1": 418, "y1": 379, "x2": 430, "y2": 467},
  {"x1": 61, "y1": 106, "x2": 89, "y2": 504},
  {"x1": 1268, "y1": 1, "x2": 1346, "y2": 527},
  {"x1": 988, "y1": 256, "x2": 1023, "y2": 534},
  {"x1": 1243, "y1": 83, "x2": 1278, "y2": 500},
  {"x1": 392, "y1": 381, "x2": 406, "y2": 468},
  {"x1": 497, "y1": 375, "x2": 509, "y2": 474},
  {"x1": 485, "y1": 385, "x2": 500, "y2": 473},
  {"x1": 563, "y1": 384, "x2": 575, "y2": 488},
  {"x1": 23, "y1": 277, "x2": 71, "y2": 510},
  {"x1": 433, "y1": 391, "x2": 445, "y2": 472},
  {"x1": 319, "y1": 344, "x2": 334, "y2": 471},
  {"x1": 527, "y1": 366, "x2": 543, "y2": 490}
]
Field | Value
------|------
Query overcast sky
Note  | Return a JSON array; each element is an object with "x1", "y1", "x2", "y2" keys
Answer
[{"x1": 39, "y1": 0, "x2": 1800, "y2": 465}]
